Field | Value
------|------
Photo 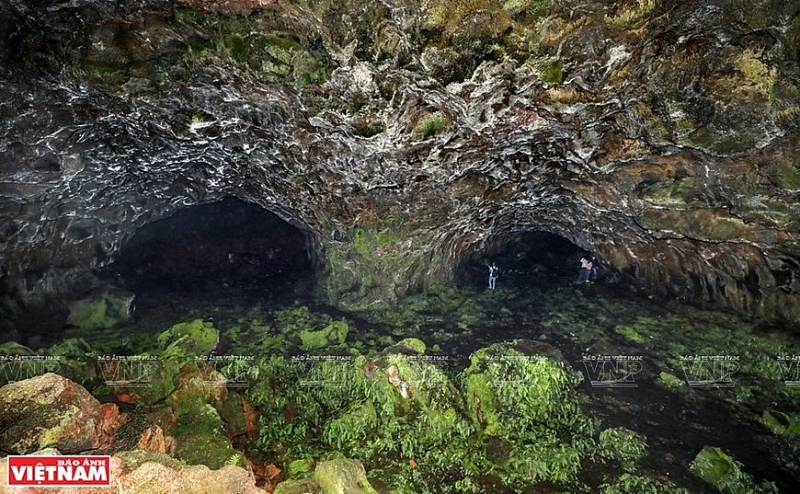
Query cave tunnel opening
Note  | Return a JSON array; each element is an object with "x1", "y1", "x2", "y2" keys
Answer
[
  {"x1": 104, "y1": 197, "x2": 316, "y2": 310},
  {"x1": 458, "y1": 230, "x2": 593, "y2": 290}
]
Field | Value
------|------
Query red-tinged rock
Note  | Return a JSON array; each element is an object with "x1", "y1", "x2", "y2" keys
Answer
[
  {"x1": 97, "y1": 402, "x2": 123, "y2": 446},
  {"x1": 137, "y1": 424, "x2": 173, "y2": 455},
  {"x1": 0, "y1": 373, "x2": 103, "y2": 454}
]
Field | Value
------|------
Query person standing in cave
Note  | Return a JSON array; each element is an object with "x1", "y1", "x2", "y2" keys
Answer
[
  {"x1": 578, "y1": 257, "x2": 592, "y2": 283},
  {"x1": 590, "y1": 255, "x2": 599, "y2": 282},
  {"x1": 488, "y1": 263, "x2": 499, "y2": 290}
]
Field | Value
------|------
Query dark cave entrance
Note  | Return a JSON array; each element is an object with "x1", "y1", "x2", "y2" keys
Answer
[
  {"x1": 105, "y1": 197, "x2": 316, "y2": 307},
  {"x1": 458, "y1": 231, "x2": 591, "y2": 289}
]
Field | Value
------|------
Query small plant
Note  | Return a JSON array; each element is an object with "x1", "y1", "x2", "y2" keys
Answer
[
  {"x1": 606, "y1": 0, "x2": 657, "y2": 27},
  {"x1": 601, "y1": 473, "x2": 690, "y2": 494},
  {"x1": 597, "y1": 427, "x2": 647, "y2": 472},
  {"x1": 540, "y1": 59, "x2": 563, "y2": 85},
  {"x1": 415, "y1": 112, "x2": 449, "y2": 139}
]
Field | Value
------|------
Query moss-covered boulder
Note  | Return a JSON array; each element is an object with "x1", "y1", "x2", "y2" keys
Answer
[
  {"x1": 66, "y1": 289, "x2": 134, "y2": 331},
  {"x1": 170, "y1": 402, "x2": 242, "y2": 469},
  {"x1": 157, "y1": 319, "x2": 219, "y2": 357},
  {"x1": 0, "y1": 373, "x2": 116, "y2": 454},
  {"x1": 299, "y1": 319, "x2": 349, "y2": 350},
  {"x1": 689, "y1": 445, "x2": 777, "y2": 493},
  {"x1": 0, "y1": 341, "x2": 34, "y2": 355},
  {"x1": 273, "y1": 478, "x2": 323, "y2": 494},
  {"x1": 314, "y1": 459, "x2": 378, "y2": 494},
  {"x1": 762, "y1": 409, "x2": 800, "y2": 436},
  {"x1": 463, "y1": 340, "x2": 582, "y2": 436}
]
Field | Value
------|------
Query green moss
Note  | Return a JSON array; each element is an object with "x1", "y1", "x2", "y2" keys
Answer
[
  {"x1": 314, "y1": 459, "x2": 378, "y2": 494},
  {"x1": 771, "y1": 157, "x2": 800, "y2": 190},
  {"x1": 395, "y1": 338, "x2": 427, "y2": 354},
  {"x1": 221, "y1": 33, "x2": 251, "y2": 64},
  {"x1": 734, "y1": 48, "x2": 777, "y2": 102},
  {"x1": 353, "y1": 227, "x2": 371, "y2": 257},
  {"x1": 157, "y1": 319, "x2": 219, "y2": 357},
  {"x1": 294, "y1": 52, "x2": 331, "y2": 85},
  {"x1": 657, "y1": 371, "x2": 685, "y2": 390},
  {"x1": 606, "y1": 0, "x2": 657, "y2": 28},
  {"x1": 639, "y1": 209, "x2": 685, "y2": 232},
  {"x1": 0, "y1": 341, "x2": 34, "y2": 355},
  {"x1": 762, "y1": 409, "x2": 800, "y2": 436},
  {"x1": 299, "y1": 319, "x2": 349, "y2": 350},
  {"x1": 288, "y1": 457, "x2": 316, "y2": 478},
  {"x1": 174, "y1": 7, "x2": 212, "y2": 26},
  {"x1": 539, "y1": 58, "x2": 563, "y2": 85},
  {"x1": 641, "y1": 178, "x2": 696, "y2": 208},
  {"x1": 687, "y1": 210, "x2": 749, "y2": 241},
  {"x1": 66, "y1": 292, "x2": 132, "y2": 331},
  {"x1": 640, "y1": 209, "x2": 749, "y2": 240},
  {"x1": 689, "y1": 446, "x2": 778, "y2": 494},
  {"x1": 614, "y1": 324, "x2": 647, "y2": 343},
  {"x1": 273, "y1": 479, "x2": 322, "y2": 494},
  {"x1": 463, "y1": 343, "x2": 586, "y2": 437},
  {"x1": 171, "y1": 403, "x2": 241, "y2": 469}
]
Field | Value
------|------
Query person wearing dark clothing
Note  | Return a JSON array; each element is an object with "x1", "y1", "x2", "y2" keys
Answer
[{"x1": 488, "y1": 263, "x2": 499, "y2": 290}]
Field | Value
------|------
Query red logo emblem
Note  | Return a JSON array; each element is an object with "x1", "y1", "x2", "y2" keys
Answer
[{"x1": 7, "y1": 455, "x2": 111, "y2": 487}]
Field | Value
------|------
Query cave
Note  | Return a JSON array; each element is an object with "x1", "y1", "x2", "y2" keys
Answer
[
  {"x1": 2, "y1": 1, "x2": 800, "y2": 492},
  {"x1": 459, "y1": 231, "x2": 592, "y2": 289},
  {"x1": 103, "y1": 197, "x2": 316, "y2": 309}
]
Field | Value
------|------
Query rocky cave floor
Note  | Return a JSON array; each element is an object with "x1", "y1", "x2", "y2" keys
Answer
[
  {"x1": 4, "y1": 260, "x2": 797, "y2": 493},
  {"x1": 2, "y1": 198, "x2": 800, "y2": 493}
]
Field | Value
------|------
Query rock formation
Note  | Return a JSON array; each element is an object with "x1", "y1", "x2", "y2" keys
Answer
[{"x1": 1, "y1": 0, "x2": 799, "y2": 329}]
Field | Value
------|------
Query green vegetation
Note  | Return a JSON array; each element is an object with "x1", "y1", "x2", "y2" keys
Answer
[
  {"x1": 596, "y1": 427, "x2": 647, "y2": 472},
  {"x1": 734, "y1": 47, "x2": 777, "y2": 103},
  {"x1": 242, "y1": 337, "x2": 621, "y2": 492},
  {"x1": 539, "y1": 58, "x2": 564, "y2": 85},
  {"x1": 770, "y1": 156, "x2": 800, "y2": 190},
  {"x1": 299, "y1": 319, "x2": 349, "y2": 350},
  {"x1": 601, "y1": 473, "x2": 690, "y2": 494},
  {"x1": 657, "y1": 371, "x2": 685, "y2": 391},
  {"x1": 762, "y1": 409, "x2": 800, "y2": 436},
  {"x1": 689, "y1": 446, "x2": 778, "y2": 494},
  {"x1": 415, "y1": 112, "x2": 449, "y2": 139},
  {"x1": 66, "y1": 291, "x2": 133, "y2": 331},
  {"x1": 606, "y1": 0, "x2": 658, "y2": 28},
  {"x1": 157, "y1": 319, "x2": 219, "y2": 357},
  {"x1": 640, "y1": 178, "x2": 696, "y2": 209}
]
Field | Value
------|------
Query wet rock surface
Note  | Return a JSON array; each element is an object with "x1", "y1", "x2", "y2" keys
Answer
[{"x1": 1, "y1": 0, "x2": 799, "y2": 329}]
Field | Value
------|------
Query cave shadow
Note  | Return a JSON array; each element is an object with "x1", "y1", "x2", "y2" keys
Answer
[
  {"x1": 457, "y1": 230, "x2": 594, "y2": 292},
  {"x1": 102, "y1": 197, "x2": 317, "y2": 315}
]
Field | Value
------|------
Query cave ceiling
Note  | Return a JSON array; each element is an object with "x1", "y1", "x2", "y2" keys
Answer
[{"x1": 1, "y1": 0, "x2": 800, "y2": 323}]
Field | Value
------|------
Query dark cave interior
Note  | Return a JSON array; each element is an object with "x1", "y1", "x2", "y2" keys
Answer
[
  {"x1": 459, "y1": 231, "x2": 592, "y2": 289},
  {"x1": 104, "y1": 197, "x2": 315, "y2": 299}
]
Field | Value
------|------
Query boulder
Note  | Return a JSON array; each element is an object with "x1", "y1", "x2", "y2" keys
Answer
[
  {"x1": 314, "y1": 459, "x2": 378, "y2": 494},
  {"x1": 0, "y1": 373, "x2": 120, "y2": 454}
]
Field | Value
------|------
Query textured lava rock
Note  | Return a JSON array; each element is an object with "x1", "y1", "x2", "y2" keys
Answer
[{"x1": 1, "y1": 0, "x2": 799, "y2": 328}]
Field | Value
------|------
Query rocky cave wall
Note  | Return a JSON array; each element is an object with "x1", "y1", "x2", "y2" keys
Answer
[{"x1": 1, "y1": 0, "x2": 800, "y2": 327}]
